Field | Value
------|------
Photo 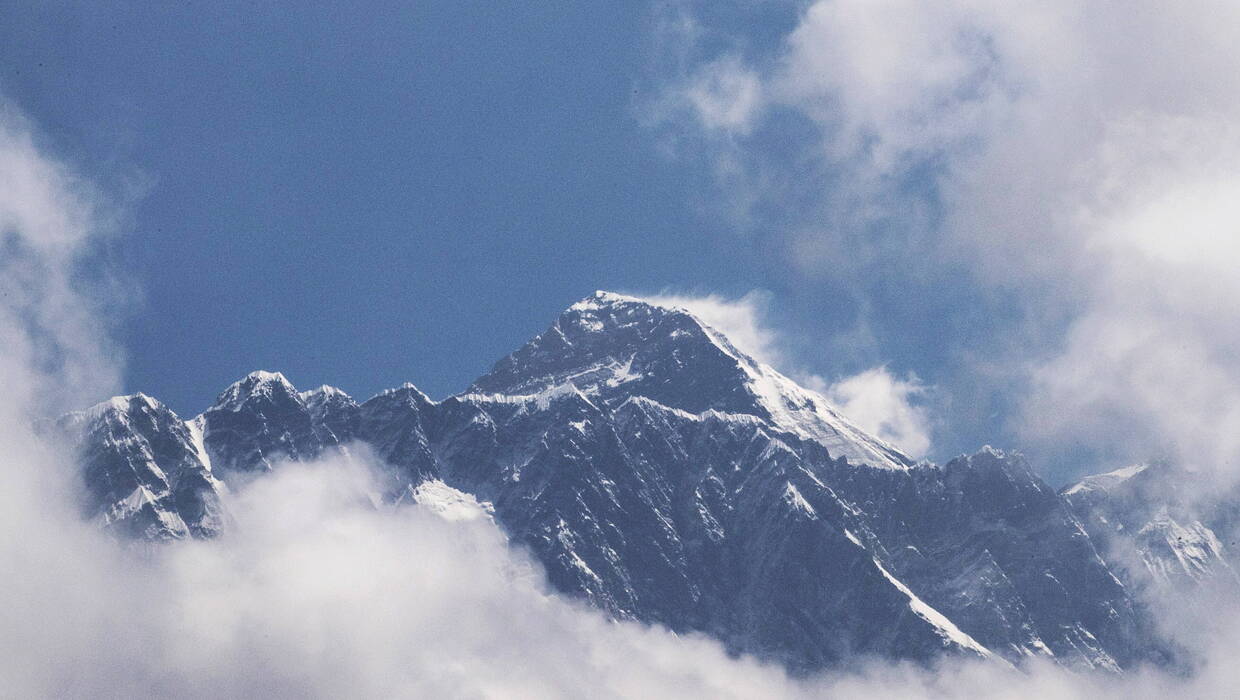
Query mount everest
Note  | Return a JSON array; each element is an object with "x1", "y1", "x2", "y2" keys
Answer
[{"x1": 53, "y1": 291, "x2": 1227, "y2": 673}]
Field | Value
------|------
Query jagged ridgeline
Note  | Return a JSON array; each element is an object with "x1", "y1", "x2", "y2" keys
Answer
[{"x1": 58, "y1": 291, "x2": 1194, "y2": 672}]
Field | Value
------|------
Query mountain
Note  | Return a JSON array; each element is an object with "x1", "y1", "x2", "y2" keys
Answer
[
  {"x1": 469, "y1": 292, "x2": 912, "y2": 471},
  {"x1": 55, "y1": 394, "x2": 227, "y2": 539},
  {"x1": 55, "y1": 291, "x2": 1171, "y2": 672},
  {"x1": 1062, "y1": 463, "x2": 1240, "y2": 592}
]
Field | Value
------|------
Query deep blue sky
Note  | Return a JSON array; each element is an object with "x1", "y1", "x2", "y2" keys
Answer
[{"x1": 1, "y1": 1, "x2": 1020, "y2": 468}]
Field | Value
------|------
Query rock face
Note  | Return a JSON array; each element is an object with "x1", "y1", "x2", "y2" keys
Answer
[{"x1": 59, "y1": 291, "x2": 1173, "y2": 672}]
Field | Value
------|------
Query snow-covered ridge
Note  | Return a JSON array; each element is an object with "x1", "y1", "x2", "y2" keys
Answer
[
  {"x1": 568, "y1": 289, "x2": 649, "y2": 312},
  {"x1": 455, "y1": 381, "x2": 599, "y2": 412},
  {"x1": 458, "y1": 366, "x2": 902, "y2": 468},
  {"x1": 615, "y1": 394, "x2": 769, "y2": 427},
  {"x1": 366, "y1": 382, "x2": 432, "y2": 404},
  {"x1": 1138, "y1": 513, "x2": 1230, "y2": 583},
  {"x1": 70, "y1": 393, "x2": 159, "y2": 424},
  {"x1": 186, "y1": 415, "x2": 213, "y2": 473},
  {"x1": 671, "y1": 302, "x2": 912, "y2": 470},
  {"x1": 1062, "y1": 464, "x2": 1149, "y2": 496},
  {"x1": 874, "y1": 555, "x2": 1000, "y2": 660},
  {"x1": 842, "y1": 529, "x2": 1000, "y2": 660},
  {"x1": 734, "y1": 358, "x2": 912, "y2": 470},
  {"x1": 299, "y1": 384, "x2": 351, "y2": 402}
]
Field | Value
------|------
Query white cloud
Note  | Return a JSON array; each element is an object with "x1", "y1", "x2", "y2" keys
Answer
[
  {"x1": 63, "y1": 456, "x2": 819, "y2": 699},
  {"x1": 684, "y1": 56, "x2": 763, "y2": 134},
  {"x1": 0, "y1": 103, "x2": 123, "y2": 414},
  {"x1": 654, "y1": 0, "x2": 1240, "y2": 487},
  {"x1": 647, "y1": 290, "x2": 785, "y2": 365},
  {"x1": 821, "y1": 367, "x2": 933, "y2": 459},
  {"x1": 777, "y1": 0, "x2": 1012, "y2": 172}
]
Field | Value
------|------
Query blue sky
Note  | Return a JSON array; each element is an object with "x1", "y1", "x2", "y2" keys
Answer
[
  {"x1": 1, "y1": 5, "x2": 770, "y2": 400},
  {"x1": 7, "y1": 1, "x2": 1240, "y2": 486}
]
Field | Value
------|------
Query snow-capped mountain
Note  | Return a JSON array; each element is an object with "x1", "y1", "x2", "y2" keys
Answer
[
  {"x1": 1062, "y1": 463, "x2": 1240, "y2": 591},
  {"x1": 56, "y1": 394, "x2": 227, "y2": 539},
  {"x1": 55, "y1": 291, "x2": 1172, "y2": 672},
  {"x1": 470, "y1": 292, "x2": 913, "y2": 471}
]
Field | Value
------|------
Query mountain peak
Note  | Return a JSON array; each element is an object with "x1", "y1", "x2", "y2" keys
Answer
[
  {"x1": 563, "y1": 291, "x2": 735, "y2": 337},
  {"x1": 569, "y1": 289, "x2": 650, "y2": 310},
  {"x1": 469, "y1": 292, "x2": 913, "y2": 470},
  {"x1": 556, "y1": 290, "x2": 707, "y2": 338},
  {"x1": 299, "y1": 384, "x2": 351, "y2": 401},
  {"x1": 244, "y1": 369, "x2": 289, "y2": 384},
  {"x1": 211, "y1": 370, "x2": 299, "y2": 412},
  {"x1": 468, "y1": 291, "x2": 748, "y2": 408},
  {"x1": 59, "y1": 297, "x2": 1162, "y2": 672}
]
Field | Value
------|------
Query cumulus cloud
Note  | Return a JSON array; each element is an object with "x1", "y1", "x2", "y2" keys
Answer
[{"x1": 652, "y1": 0, "x2": 1240, "y2": 486}]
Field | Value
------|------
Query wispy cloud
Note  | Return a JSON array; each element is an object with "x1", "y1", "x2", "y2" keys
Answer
[
  {"x1": 647, "y1": 290, "x2": 786, "y2": 365},
  {"x1": 0, "y1": 102, "x2": 124, "y2": 414}
]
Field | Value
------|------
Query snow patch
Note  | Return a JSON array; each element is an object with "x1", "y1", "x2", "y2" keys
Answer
[
  {"x1": 186, "y1": 415, "x2": 213, "y2": 473},
  {"x1": 870, "y1": 557, "x2": 999, "y2": 660},
  {"x1": 782, "y1": 482, "x2": 818, "y2": 519},
  {"x1": 410, "y1": 480, "x2": 495, "y2": 522}
]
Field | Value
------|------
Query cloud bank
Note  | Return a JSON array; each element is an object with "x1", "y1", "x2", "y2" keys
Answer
[{"x1": 21, "y1": 456, "x2": 823, "y2": 699}]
